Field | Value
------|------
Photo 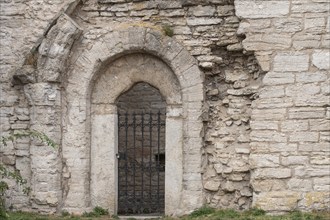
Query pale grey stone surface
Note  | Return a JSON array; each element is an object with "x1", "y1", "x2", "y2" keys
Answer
[
  {"x1": 0, "y1": 0, "x2": 329, "y2": 216},
  {"x1": 238, "y1": 0, "x2": 330, "y2": 212}
]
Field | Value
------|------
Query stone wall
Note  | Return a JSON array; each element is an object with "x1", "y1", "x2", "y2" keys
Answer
[
  {"x1": 235, "y1": 0, "x2": 330, "y2": 213},
  {"x1": 0, "y1": 0, "x2": 329, "y2": 215}
]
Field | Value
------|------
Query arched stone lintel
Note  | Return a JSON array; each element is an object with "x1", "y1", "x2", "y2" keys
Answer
[
  {"x1": 66, "y1": 27, "x2": 203, "y2": 104},
  {"x1": 91, "y1": 53, "x2": 182, "y2": 106}
]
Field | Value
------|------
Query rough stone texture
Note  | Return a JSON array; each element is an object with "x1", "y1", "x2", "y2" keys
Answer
[
  {"x1": 236, "y1": 0, "x2": 330, "y2": 213},
  {"x1": 0, "y1": 0, "x2": 329, "y2": 216}
]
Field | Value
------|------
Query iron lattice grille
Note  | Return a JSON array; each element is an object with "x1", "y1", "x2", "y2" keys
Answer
[{"x1": 117, "y1": 112, "x2": 166, "y2": 215}]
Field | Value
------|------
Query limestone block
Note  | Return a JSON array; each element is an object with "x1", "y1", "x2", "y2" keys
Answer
[
  {"x1": 259, "y1": 86, "x2": 285, "y2": 98},
  {"x1": 108, "y1": 3, "x2": 128, "y2": 12},
  {"x1": 313, "y1": 177, "x2": 330, "y2": 191},
  {"x1": 252, "y1": 108, "x2": 286, "y2": 121},
  {"x1": 286, "y1": 84, "x2": 320, "y2": 97},
  {"x1": 252, "y1": 179, "x2": 287, "y2": 192},
  {"x1": 11, "y1": 123, "x2": 29, "y2": 130},
  {"x1": 312, "y1": 50, "x2": 330, "y2": 70},
  {"x1": 225, "y1": 70, "x2": 249, "y2": 83},
  {"x1": 299, "y1": 143, "x2": 330, "y2": 152},
  {"x1": 189, "y1": 6, "x2": 215, "y2": 16},
  {"x1": 228, "y1": 159, "x2": 249, "y2": 172},
  {"x1": 295, "y1": 166, "x2": 330, "y2": 178},
  {"x1": 254, "y1": 97, "x2": 293, "y2": 109},
  {"x1": 320, "y1": 132, "x2": 330, "y2": 142},
  {"x1": 173, "y1": 26, "x2": 191, "y2": 35},
  {"x1": 321, "y1": 34, "x2": 330, "y2": 47},
  {"x1": 227, "y1": 87, "x2": 258, "y2": 96},
  {"x1": 235, "y1": 1, "x2": 290, "y2": 18},
  {"x1": 2, "y1": 155, "x2": 15, "y2": 165},
  {"x1": 321, "y1": 81, "x2": 330, "y2": 95},
  {"x1": 237, "y1": 20, "x2": 271, "y2": 35},
  {"x1": 281, "y1": 120, "x2": 308, "y2": 132},
  {"x1": 222, "y1": 181, "x2": 238, "y2": 192},
  {"x1": 250, "y1": 121, "x2": 278, "y2": 130},
  {"x1": 252, "y1": 168, "x2": 291, "y2": 179},
  {"x1": 293, "y1": 33, "x2": 321, "y2": 50},
  {"x1": 131, "y1": 9, "x2": 158, "y2": 17},
  {"x1": 274, "y1": 18, "x2": 303, "y2": 33},
  {"x1": 217, "y1": 5, "x2": 235, "y2": 16},
  {"x1": 187, "y1": 17, "x2": 222, "y2": 26},
  {"x1": 204, "y1": 180, "x2": 220, "y2": 191},
  {"x1": 253, "y1": 191, "x2": 301, "y2": 211},
  {"x1": 292, "y1": 0, "x2": 329, "y2": 13},
  {"x1": 251, "y1": 142, "x2": 298, "y2": 153},
  {"x1": 225, "y1": 16, "x2": 240, "y2": 24},
  {"x1": 254, "y1": 51, "x2": 272, "y2": 72},
  {"x1": 282, "y1": 156, "x2": 309, "y2": 166},
  {"x1": 295, "y1": 94, "x2": 330, "y2": 107},
  {"x1": 288, "y1": 107, "x2": 325, "y2": 119},
  {"x1": 243, "y1": 34, "x2": 291, "y2": 51},
  {"x1": 298, "y1": 192, "x2": 330, "y2": 210},
  {"x1": 305, "y1": 17, "x2": 326, "y2": 33},
  {"x1": 159, "y1": 9, "x2": 186, "y2": 17},
  {"x1": 288, "y1": 179, "x2": 312, "y2": 191},
  {"x1": 310, "y1": 155, "x2": 330, "y2": 165},
  {"x1": 250, "y1": 131, "x2": 287, "y2": 143},
  {"x1": 0, "y1": 89, "x2": 19, "y2": 106},
  {"x1": 310, "y1": 119, "x2": 330, "y2": 131},
  {"x1": 250, "y1": 154, "x2": 280, "y2": 168},
  {"x1": 296, "y1": 72, "x2": 327, "y2": 83},
  {"x1": 263, "y1": 72, "x2": 294, "y2": 85},
  {"x1": 274, "y1": 53, "x2": 309, "y2": 72},
  {"x1": 289, "y1": 132, "x2": 319, "y2": 142},
  {"x1": 156, "y1": 1, "x2": 182, "y2": 9}
]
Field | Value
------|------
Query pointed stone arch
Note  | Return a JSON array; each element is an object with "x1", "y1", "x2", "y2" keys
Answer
[{"x1": 62, "y1": 27, "x2": 204, "y2": 215}]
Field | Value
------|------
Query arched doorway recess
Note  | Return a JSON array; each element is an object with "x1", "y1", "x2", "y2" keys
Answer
[
  {"x1": 90, "y1": 53, "x2": 182, "y2": 215},
  {"x1": 62, "y1": 27, "x2": 204, "y2": 216}
]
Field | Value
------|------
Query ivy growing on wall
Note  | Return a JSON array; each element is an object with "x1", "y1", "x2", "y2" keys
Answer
[{"x1": 0, "y1": 130, "x2": 57, "y2": 218}]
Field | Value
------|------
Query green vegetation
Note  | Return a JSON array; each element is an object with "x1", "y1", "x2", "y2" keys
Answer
[
  {"x1": 5, "y1": 208, "x2": 330, "y2": 220},
  {"x1": 0, "y1": 130, "x2": 58, "y2": 219},
  {"x1": 189, "y1": 206, "x2": 215, "y2": 218},
  {"x1": 162, "y1": 24, "x2": 174, "y2": 37},
  {"x1": 82, "y1": 206, "x2": 109, "y2": 217},
  {"x1": 178, "y1": 208, "x2": 329, "y2": 220}
]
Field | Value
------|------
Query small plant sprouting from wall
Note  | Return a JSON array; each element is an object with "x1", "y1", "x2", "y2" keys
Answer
[
  {"x1": 162, "y1": 24, "x2": 174, "y2": 37},
  {"x1": 0, "y1": 130, "x2": 57, "y2": 219}
]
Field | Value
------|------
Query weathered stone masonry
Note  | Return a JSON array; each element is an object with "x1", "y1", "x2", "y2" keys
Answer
[{"x1": 0, "y1": 0, "x2": 329, "y2": 215}]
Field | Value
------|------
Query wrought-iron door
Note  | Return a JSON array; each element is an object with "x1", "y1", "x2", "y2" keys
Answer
[{"x1": 117, "y1": 112, "x2": 165, "y2": 215}]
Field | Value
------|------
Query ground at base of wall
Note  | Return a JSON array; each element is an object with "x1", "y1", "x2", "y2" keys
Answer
[{"x1": 6, "y1": 209, "x2": 330, "y2": 220}]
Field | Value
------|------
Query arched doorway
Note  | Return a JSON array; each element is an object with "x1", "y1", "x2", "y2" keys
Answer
[
  {"x1": 116, "y1": 82, "x2": 166, "y2": 215},
  {"x1": 89, "y1": 53, "x2": 185, "y2": 214},
  {"x1": 62, "y1": 27, "x2": 204, "y2": 215}
]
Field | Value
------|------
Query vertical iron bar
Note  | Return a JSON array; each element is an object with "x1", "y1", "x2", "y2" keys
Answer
[
  {"x1": 149, "y1": 112, "x2": 152, "y2": 212},
  {"x1": 124, "y1": 112, "x2": 128, "y2": 213},
  {"x1": 133, "y1": 112, "x2": 136, "y2": 213},
  {"x1": 117, "y1": 113, "x2": 121, "y2": 212},
  {"x1": 141, "y1": 112, "x2": 144, "y2": 213},
  {"x1": 157, "y1": 110, "x2": 161, "y2": 212}
]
